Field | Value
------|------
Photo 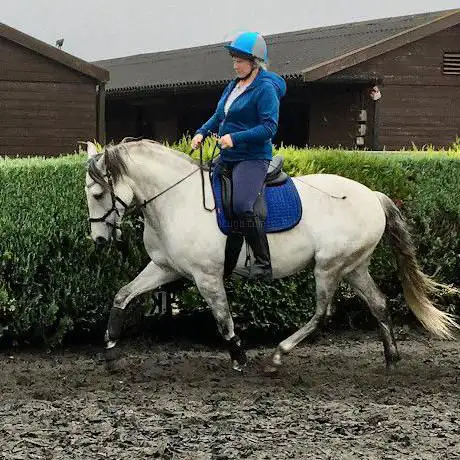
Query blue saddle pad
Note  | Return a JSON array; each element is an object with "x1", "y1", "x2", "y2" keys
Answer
[{"x1": 212, "y1": 174, "x2": 302, "y2": 235}]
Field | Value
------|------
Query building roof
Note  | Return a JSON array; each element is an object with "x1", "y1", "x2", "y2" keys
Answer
[
  {"x1": 0, "y1": 22, "x2": 109, "y2": 82},
  {"x1": 94, "y1": 9, "x2": 459, "y2": 94}
]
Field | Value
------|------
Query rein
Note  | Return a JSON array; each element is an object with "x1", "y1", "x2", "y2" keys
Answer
[
  {"x1": 139, "y1": 166, "x2": 200, "y2": 209},
  {"x1": 138, "y1": 141, "x2": 219, "y2": 212}
]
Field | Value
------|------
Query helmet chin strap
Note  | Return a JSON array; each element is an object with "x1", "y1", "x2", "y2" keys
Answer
[{"x1": 239, "y1": 62, "x2": 257, "y2": 82}]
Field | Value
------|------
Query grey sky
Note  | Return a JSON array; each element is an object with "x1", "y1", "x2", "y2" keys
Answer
[{"x1": 1, "y1": 0, "x2": 458, "y2": 62}]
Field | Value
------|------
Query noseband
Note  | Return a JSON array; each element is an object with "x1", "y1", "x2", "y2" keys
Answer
[{"x1": 87, "y1": 170, "x2": 130, "y2": 242}]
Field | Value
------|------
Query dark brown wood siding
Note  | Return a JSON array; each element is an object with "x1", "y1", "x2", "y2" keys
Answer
[
  {"x1": 336, "y1": 24, "x2": 460, "y2": 149},
  {"x1": 106, "y1": 99, "x2": 138, "y2": 144},
  {"x1": 308, "y1": 86, "x2": 365, "y2": 148},
  {"x1": 106, "y1": 90, "x2": 223, "y2": 144},
  {"x1": 0, "y1": 36, "x2": 97, "y2": 156}
]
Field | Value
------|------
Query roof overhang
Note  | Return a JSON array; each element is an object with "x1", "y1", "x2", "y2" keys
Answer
[
  {"x1": 301, "y1": 9, "x2": 460, "y2": 82},
  {"x1": 0, "y1": 22, "x2": 109, "y2": 82}
]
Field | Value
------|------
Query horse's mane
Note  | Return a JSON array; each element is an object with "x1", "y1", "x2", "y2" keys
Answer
[{"x1": 87, "y1": 138, "x2": 203, "y2": 190}]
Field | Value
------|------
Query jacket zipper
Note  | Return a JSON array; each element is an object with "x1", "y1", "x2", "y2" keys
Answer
[{"x1": 220, "y1": 81, "x2": 257, "y2": 132}]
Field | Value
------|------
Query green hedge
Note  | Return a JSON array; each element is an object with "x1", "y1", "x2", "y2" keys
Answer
[
  {"x1": 0, "y1": 156, "x2": 150, "y2": 346},
  {"x1": 0, "y1": 141, "x2": 459, "y2": 346}
]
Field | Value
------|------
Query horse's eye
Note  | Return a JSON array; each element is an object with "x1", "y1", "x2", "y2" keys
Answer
[{"x1": 93, "y1": 193, "x2": 103, "y2": 200}]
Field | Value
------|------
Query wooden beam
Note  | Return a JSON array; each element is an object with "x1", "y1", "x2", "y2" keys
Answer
[
  {"x1": 372, "y1": 98, "x2": 381, "y2": 150},
  {"x1": 97, "y1": 83, "x2": 106, "y2": 145}
]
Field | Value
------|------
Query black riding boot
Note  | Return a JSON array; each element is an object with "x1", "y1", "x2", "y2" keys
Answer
[
  {"x1": 224, "y1": 231, "x2": 244, "y2": 278},
  {"x1": 233, "y1": 213, "x2": 272, "y2": 281}
]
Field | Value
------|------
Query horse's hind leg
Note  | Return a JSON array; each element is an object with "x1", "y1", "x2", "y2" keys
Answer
[
  {"x1": 266, "y1": 264, "x2": 340, "y2": 373},
  {"x1": 345, "y1": 265, "x2": 400, "y2": 369},
  {"x1": 105, "y1": 261, "x2": 180, "y2": 367}
]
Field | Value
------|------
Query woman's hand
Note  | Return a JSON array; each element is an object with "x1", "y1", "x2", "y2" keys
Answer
[
  {"x1": 218, "y1": 134, "x2": 234, "y2": 149},
  {"x1": 191, "y1": 133, "x2": 204, "y2": 149}
]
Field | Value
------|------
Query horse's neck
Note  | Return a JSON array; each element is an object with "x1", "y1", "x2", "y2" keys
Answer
[{"x1": 124, "y1": 146, "x2": 197, "y2": 204}]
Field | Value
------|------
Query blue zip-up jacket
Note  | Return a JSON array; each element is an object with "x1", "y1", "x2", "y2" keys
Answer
[{"x1": 195, "y1": 69, "x2": 287, "y2": 162}]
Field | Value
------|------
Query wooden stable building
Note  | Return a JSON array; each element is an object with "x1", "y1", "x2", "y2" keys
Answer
[
  {"x1": 96, "y1": 9, "x2": 460, "y2": 150},
  {"x1": 0, "y1": 23, "x2": 109, "y2": 157}
]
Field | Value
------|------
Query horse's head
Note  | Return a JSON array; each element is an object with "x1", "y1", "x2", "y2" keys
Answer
[{"x1": 85, "y1": 141, "x2": 133, "y2": 248}]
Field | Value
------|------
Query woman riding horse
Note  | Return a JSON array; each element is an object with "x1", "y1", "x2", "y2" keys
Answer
[{"x1": 191, "y1": 31, "x2": 287, "y2": 281}]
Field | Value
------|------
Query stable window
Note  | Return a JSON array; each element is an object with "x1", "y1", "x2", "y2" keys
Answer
[{"x1": 443, "y1": 52, "x2": 460, "y2": 75}]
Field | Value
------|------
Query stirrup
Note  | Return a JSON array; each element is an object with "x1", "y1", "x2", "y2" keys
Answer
[{"x1": 233, "y1": 264, "x2": 273, "y2": 282}]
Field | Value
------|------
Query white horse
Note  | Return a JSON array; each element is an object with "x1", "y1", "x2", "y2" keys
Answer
[{"x1": 84, "y1": 139, "x2": 459, "y2": 373}]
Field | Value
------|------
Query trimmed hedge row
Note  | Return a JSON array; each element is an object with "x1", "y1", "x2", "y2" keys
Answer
[
  {"x1": 0, "y1": 156, "x2": 149, "y2": 346},
  {"x1": 0, "y1": 141, "x2": 459, "y2": 346}
]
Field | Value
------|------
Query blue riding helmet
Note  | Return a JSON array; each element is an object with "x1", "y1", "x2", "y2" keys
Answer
[{"x1": 225, "y1": 32, "x2": 268, "y2": 62}]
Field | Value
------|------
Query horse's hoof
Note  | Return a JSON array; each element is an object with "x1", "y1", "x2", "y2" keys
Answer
[
  {"x1": 105, "y1": 347, "x2": 124, "y2": 373},
  {"x1": 262, "y1": 356, "x2": 282, "y2": 375},
  {"x1": 385, "y1": 353, "x2": 401, "y2": 373},
  {"x1": 385, "y1": 360, "x2": 400, "y2": 374},
  {"x1": 227, "y1": 335, "x2": 247, "y2": 370},
  {"x1": 263, "y1": 362, "x2": 280, "y2": 375},
  {"x1": 262, "y1": 349, "x2": 283, "y2": 375},
  {"x1": 105, "y1": 346, "x2": 121, "y2": 362},
  {"x1": 106, "y1": 358, "x2": 123, "y2": 374},
  {"x1": 232, "y1": 360, "x2": 246, "y2": 372}
]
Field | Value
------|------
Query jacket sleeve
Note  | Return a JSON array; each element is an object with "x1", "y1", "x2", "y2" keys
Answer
[{"x1": 230, "y1": 84, "x2": 279, "y2": 145}]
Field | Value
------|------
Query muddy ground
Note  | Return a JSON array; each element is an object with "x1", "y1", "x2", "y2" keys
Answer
[{"x1": 1, "y1": 331, "x2": 459, "y2": 460}]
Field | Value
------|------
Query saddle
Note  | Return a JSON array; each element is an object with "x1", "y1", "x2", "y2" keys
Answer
[
  {"x1": 211, "y1": 155, "x2": 302, "y2": 236},
  {"x1": 216, "y1": 155, "x2": 289, "y2": 222}
]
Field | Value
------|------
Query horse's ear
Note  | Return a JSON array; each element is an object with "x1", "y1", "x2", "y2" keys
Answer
[{"x1": 87, "y1": 141, "x2": 98, "y2": 158}]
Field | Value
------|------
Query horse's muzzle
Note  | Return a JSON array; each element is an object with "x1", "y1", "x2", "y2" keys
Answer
[{"x1": 95, "y1": 236, "x2": 109, "y2": 249}]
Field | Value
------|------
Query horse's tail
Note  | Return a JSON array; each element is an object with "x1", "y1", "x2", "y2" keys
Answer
[{"x1": 375, "y1": 192, "x2": 460, "y2": 339}]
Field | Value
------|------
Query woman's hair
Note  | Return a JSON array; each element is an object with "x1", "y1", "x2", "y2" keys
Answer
[
  {"x1": 230, "y1": 51, "x2": 269, "y2": 70},
  {"x1": 255, "y1": 58, "x2": 268, "y2": 70}
]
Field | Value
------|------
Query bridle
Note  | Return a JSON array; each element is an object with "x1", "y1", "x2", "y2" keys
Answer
[
  {"x1": 87, "y1": 171, "x2": 131, "y2": 240},
  {"x1": 87, "y1": 142, "x2": 219, "y2": 234}
]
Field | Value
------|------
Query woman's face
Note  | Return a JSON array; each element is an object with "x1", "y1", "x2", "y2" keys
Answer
[{"x1": 232, "y1": 56, "x2": 253, "y2": 78}]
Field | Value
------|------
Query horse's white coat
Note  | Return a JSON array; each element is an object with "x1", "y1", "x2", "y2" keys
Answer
[{"x1": 85, "y1": 140, "x2": 459, "y2": 371}]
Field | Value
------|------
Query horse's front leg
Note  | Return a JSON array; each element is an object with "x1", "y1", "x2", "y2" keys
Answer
[
  {"x1": 194, "y1": 272, "x2": 247, "y2": 371},
  {"x1": 105, "y1": 261, "x2": 180, "y2": 368}
]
